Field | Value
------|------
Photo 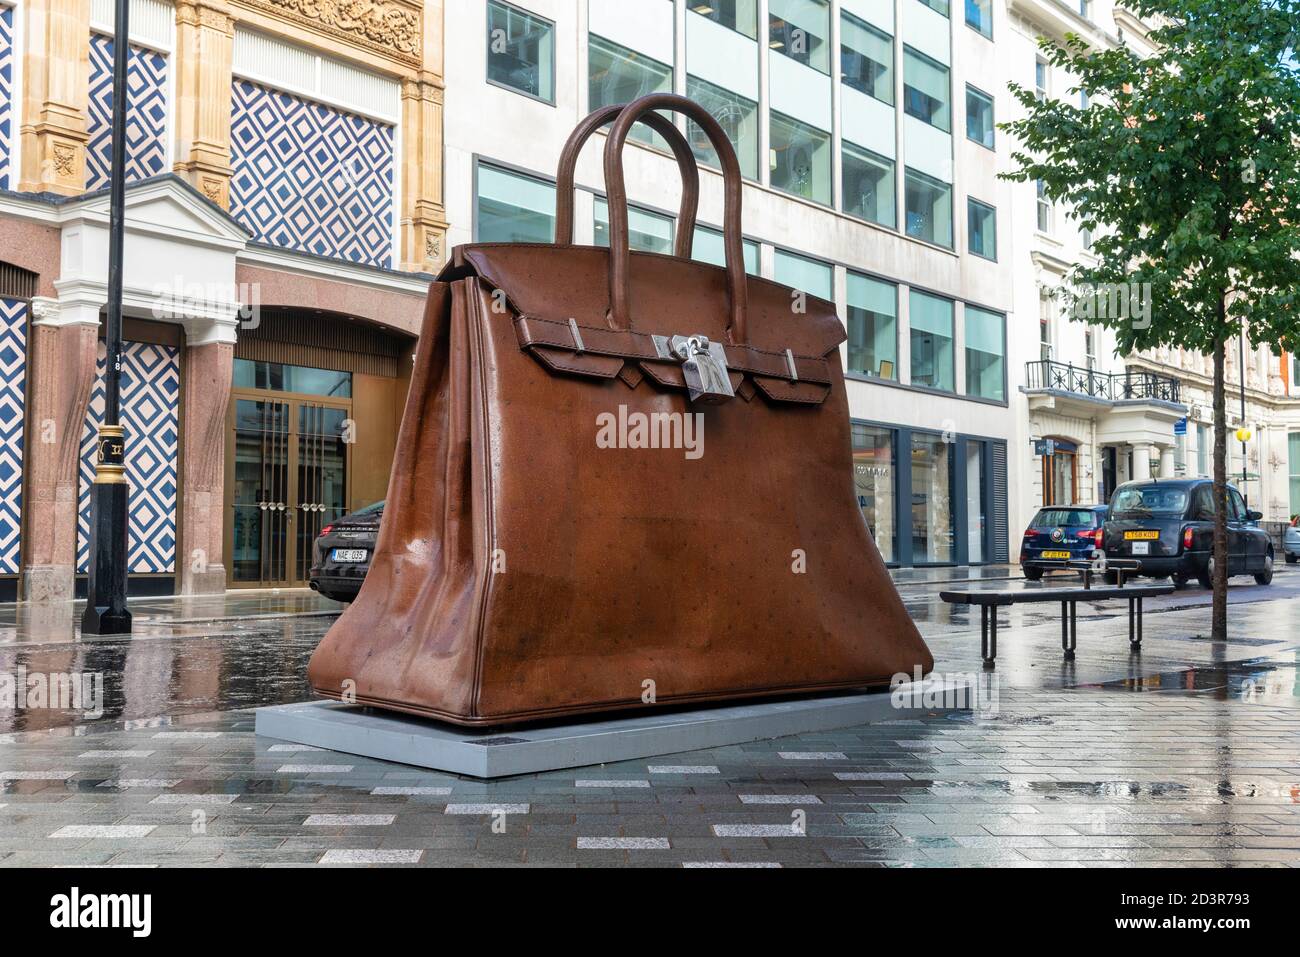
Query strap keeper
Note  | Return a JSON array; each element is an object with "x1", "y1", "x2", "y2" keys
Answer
[
  {"x1": 784, "y1": 348, "x2": 799, "y2": 382},
  {"x1": 568, "y1": 318, "x2": 586, "y2": 354}
]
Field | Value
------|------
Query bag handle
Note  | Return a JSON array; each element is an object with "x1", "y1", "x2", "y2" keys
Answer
[
  {"x1": 554, "y1": 105, "x2": 699, "y2": 258},
  {"x1": 604, "y1": 93, "x2": 748, "y2": 346}
]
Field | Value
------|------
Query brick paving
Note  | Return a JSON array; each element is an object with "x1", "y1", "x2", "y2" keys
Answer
[{"x1": 0, "y1": 571, "x2": 1297, "y2": 867}]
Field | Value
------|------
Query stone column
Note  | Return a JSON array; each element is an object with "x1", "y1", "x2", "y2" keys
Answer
[
  {"x1": 21, "y1": 297, "x2": 100, "y2": 602},
  {"x1": 399, "y1": 3, "x2": 449, "y2": 272},
  {"x1": 1159, "y1": 446, "x2": 1176, "y2": 479},
  {"x1": 18, "y1": 0, "x2": 92, "y2": 194},
  {"x1": 1132, "y1": 445, "x2": 1152, "y2": 481},
  {"x1": 173, "y1": 0, "x2": 235, "y2": 207},
  {"x1": 178, "y1": 341, "x2": 233, "y2": 595}
]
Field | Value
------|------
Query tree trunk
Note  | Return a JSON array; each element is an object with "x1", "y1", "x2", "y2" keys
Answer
[{"x1": 1211, "y1": 335, "x2": 1228, "y2": 641}]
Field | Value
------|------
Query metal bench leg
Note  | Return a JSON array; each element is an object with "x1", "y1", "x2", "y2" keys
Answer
[
  {"x1": 1061, "y1": 602, "x2": 1069, "y2": 655},
  {"x1": 980, "y1": 605, "x2": 989, "y2": 666},
  {"x1": 989, "y1": 608, "x2": 998, "y2": 665},
  {"x1": 1135, "y1": 597, "x2": 1143, "y2": 648},
  {"x1": 1068, "y1": 601, "x2": 1077, "y2": 659},
  {"x1": 981, "y1": 606, "x2": 997, "y2": 670}
]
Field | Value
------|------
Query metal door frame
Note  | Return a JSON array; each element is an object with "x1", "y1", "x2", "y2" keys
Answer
[{"x1": 225, "y1": 387, "x2": 353, "y2": 589}]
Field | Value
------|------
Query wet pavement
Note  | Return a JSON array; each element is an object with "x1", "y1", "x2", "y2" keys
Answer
[{"x1": 0, "y1": 569, "x2": 1298, "y2": 866}]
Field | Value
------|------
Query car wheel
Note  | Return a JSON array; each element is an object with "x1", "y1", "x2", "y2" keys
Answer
[
  {"x1": 1197, "y1": 556, "x2": 1214, "y2": 590},
  {"x1": 1171, "y1": 572, "x2": 1189, "y2": 590},
  {"x1": 1286, "y1": 553, "x2": 1298, "y2": 565},
  {"x1": 1255, "y1": 553, "x2": 1274, "y2": 586},
  {"x1": 1023, "y1": 567, "x2": 1043, "y2": 582}
]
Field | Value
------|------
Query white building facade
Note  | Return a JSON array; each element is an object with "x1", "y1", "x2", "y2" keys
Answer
[{"x1": 444, "y1": 0, "x2": 1020, "y2": 567}]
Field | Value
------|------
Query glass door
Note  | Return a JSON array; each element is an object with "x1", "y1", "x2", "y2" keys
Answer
[
  {"x1": 295, "y1": 403, "x2": 351, "y2": 583},
  {"x1": 231, "y1": 399, "x2": 293, "y2": 586}
]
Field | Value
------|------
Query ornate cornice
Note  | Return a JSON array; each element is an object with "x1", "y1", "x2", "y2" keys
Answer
[{"x1": 236, "y1": 0, "x2": 422, "y2": 64}]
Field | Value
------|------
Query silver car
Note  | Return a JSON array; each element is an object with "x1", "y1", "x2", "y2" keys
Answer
[{"x1": 1286, "y1": 524, "x2": 1300, "y2": 565}]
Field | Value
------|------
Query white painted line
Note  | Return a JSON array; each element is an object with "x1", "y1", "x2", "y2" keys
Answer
[
  {"x1": 578, "y1": 837, "x2": 671, "y2": 850},
  {"x1": 777, "y1": 752, "x2": 847, "y2": 760},
  {"x1": 150, "y1": 794, "x2": 240, "y2": 805},
  {"x1": 739, "y1": 794, "x2": 823, "y2": 804},
  {"x1": 370, "y1": 786, "x2": 453, "y2": 795},
  {"x1": 49, "y1": 825, "x2": 157, "y2": 839},
  {"x1": 319, "y1": 849, "x2": 423, "y2": 864},
  {"x1": 443, "y1": 804, "x2": 530, "y2": 815},
  {"x1": 277, "y1": 765, "x2": 354, "y2": 773},
  {"x1": 575, "y1": 780, "x2": 652, "y2": 788},
  {"x1": 304, "y1": 814, "x2": 396, "y2": 826},
  {"x1": 648, "y1": 765, "x2": 719, "y2": 774},
  {"x1": 712, "y1": 824, "x2": 805, "y2": 838}
]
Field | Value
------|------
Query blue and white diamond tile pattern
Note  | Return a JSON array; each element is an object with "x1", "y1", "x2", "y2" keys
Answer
[
  {"x1": 0, "y1": 297, "x2": 25, "y2": 576},
  {"x1": 77, "y1": 341, "x2": 180, "y2": 574},
  {"x1": 229, "y1": 79, "x2": 395, "y2": 268},
  {"x1": 0, "y1": 4, "x2": 14, "y2": 191},
  {"x1": 86, "y1": 32, "x2": 169, "y2": 191}
]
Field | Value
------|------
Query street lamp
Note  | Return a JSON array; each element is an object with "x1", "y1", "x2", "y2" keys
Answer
[{"x1": 81, "y1": 0, "x2": 133, "y2": 635}]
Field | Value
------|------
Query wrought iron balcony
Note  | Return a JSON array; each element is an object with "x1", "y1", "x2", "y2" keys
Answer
[{"x1": 1024, "y1": 360, "x2": 1181, "y2": 403}]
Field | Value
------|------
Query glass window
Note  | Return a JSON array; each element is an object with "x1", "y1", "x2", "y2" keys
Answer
[
  {"x1": 967, "y1": 197, "x2": 996, "y2": 260},
  {"x1": 774, "y1": 249, "x2": 833, "y2": 300},
  {"x1": 965, "y1": 85, "x2": 994, "y2": 148},
  {"x1": 964, "y1": 305, "x2": 1005, "y2": 400},
  {"x1": 1036, "y1": 179, "x2": 1052, "y2": 232},
  {"x1": 1112, "y1": 485, "x2": 1189, "y2": 518},
  {"x1": 903, "y1": 47, "x2": 950, "y2": 131},
  {"x1": 843, "y1": 143, "x2": 896, "y2": 229},
  {"x1": 966, "y1": 443, "x2": 987, "y2": 563},
  {"x1": 965, "y1": 0, "x2": 992, "y2": 37},
  {"x1": 769, "y1": 0, "x2": 831, "y2": 74},
  {"x1": 686, "y1": 75, "x2": 760, "y2": 181},
  {"x1": 840, "y1": 12, "x2": 892, "y2": 104},
  {"x1": 486, "y1": 1, "x2": 555, "y2": 102},
  {"x1": 1035, "y1": 58, "x2": 1049, "y2": 100},
  {"x1": 1197, "y1": 423, "x2": 1210, "y2": 477},
  {"x1": 588, "y1": 35, "x2": 673, "y2": 150},
  {"x1": 918, "y1": 0, "x2": 950, "y2": 16},
  {"x1": 853, "y1": 424, "x2": 896, "y2": 563},
  {"x1": 692, "y1": 226, "x2": 760, "y2": 274},
  {"x1": 233, "y1": 359, "x2": 352, "y2": 398},
  {"x1": 911, "y1": 432, "x2": 954, "y2": 564},
  {"x1": 1289, "y1": 432, "x2": 1300, "y2": 515},
  {"x1": 594, "y1": 197, "x2": 675, "y2": 255},
  {"x1": 905, "y1": 168, "x2": 953, "y2": 248},
  {"x1": 1079, "y1": 0, "x2": 1091, "y2": 20},
  {"x1": 846, "y1": 272, "x2": 897, "y2": 380},
  {"x1": 909, "y1": 290, "x2": 954, "y2": 392},
  {"x1": 475, "y1": 163, "x2": 555, "y2": 243},
  {"x1": 770, "y1": 111, "x2": 832, "y2": 206},
  {"x1": 688, "y1": 0, "x2": 758, "y2": 38}
]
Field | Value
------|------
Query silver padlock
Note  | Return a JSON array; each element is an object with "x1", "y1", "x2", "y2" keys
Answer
[{"x1": 671, "y1": 334, "x2": 735, "y2": 404}]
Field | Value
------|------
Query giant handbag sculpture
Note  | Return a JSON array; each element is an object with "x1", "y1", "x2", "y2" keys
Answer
[{"x1": 308, "y1": 94, "x2": 933, "y2": 725}]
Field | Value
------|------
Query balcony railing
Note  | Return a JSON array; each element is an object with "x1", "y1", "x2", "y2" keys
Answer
[{"x1": 1025, "y1": 360, "x2": 1181, "y2": 403}]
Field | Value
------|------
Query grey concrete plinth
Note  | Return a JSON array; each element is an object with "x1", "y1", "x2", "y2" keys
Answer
[{"x1": 255, "y1": 678, "x2": 972, "y2": 778}]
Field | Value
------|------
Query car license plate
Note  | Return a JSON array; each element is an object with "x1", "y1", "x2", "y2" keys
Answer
[
  {"x1": 1125, "y1": 530, "x2": 1159, "y2": 540},
  {"x1": 1041, "y1": 550, "x2": 1070, "y2": 559},
  {"x1": 1131, "y1": 542, "x2": 1150, "y2": 556},
  {"x1": 331, "y1": 548, "x2": 368, "y2": 563}
]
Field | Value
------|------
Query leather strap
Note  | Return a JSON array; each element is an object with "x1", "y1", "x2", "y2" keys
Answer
[
  {"x1": 554, "y1": 105, "x2": 699, "y2": 258},
  {"x1": 515, "y1": 315, "x2": 831, "y2": 384},
  {"x1": 604, "y1": 94, "x2": 748, "y2": 346}
]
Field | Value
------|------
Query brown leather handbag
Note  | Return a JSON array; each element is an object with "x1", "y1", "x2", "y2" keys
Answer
[{"x1": 308, "y1": 94, "x2": 933, "y2": 726}]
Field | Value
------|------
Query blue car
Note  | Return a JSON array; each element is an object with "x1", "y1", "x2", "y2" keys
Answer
[{"x1": 1020, "y1": 504, "x2": 1108, "y2": 581}]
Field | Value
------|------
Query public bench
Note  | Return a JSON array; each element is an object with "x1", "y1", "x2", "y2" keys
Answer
[{"x1": 939, "y1": 574, "x2": 1176, "y2": 668}]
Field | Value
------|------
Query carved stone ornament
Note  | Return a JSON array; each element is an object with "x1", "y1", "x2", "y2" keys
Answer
[
  {"x1": 52, "y1": 142, "x2": 78, "y2": 178},
  {"x1": 238, "y1": 0, "x2": 422, "y2": 61}
]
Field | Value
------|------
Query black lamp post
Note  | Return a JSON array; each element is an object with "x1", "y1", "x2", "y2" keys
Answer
[{"x1": 81, "y1": 0, "x2": 133, "y2": 635}]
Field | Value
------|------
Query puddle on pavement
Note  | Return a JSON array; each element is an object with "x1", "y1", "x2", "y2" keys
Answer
[{"x1": 1078, "y1": 656, "x2": 1300, "y2": 704}]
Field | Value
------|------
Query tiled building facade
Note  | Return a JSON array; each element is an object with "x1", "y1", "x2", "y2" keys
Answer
[{"x1": 0, "y1": 0, "x2": 447, "y2": 601}]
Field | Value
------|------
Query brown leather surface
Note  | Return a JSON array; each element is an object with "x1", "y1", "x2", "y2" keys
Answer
[{"x1": 308, "y1": 95, "x2": 933, "y2": 726}]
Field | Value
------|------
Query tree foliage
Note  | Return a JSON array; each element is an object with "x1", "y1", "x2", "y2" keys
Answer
[{"x1": 1001, "y1": 0, "x2": 1300, "y2": 356}]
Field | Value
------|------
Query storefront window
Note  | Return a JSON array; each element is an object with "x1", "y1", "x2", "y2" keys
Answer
[
  {"x1": 588, "y1": 35, "x2": 673, "y2": 149},
  {"x1": 912, "y1": 432, "x2": 954, "y2": 563},
  {"x1": 774, "y1": 249, "x2": 833, "y2": 300},
  {"x1": 853, "y1": 424, "x2": 896, "y2": 563},
  {"x1": 905, "y1": 168, "x2": 953, "y2": 248},
  {"x1": 840, "y1": 12, "x2": 892, "y2": 104},
  {"x1": 1290, "y1": 432, "x2": 1300, "y2": 516},
  {"x1": 476, "y1": 163, "x2": 555, "y2": 243},
  {"x1": 909, "y1": 290, "x2": 954, "y2": 392},
  {"x1": 692, "y1": 226, "x2": 760, "y2": 274},
  {"x1": 903, "y1": 47, "x2": 950, "y2": 132},
  {"x1": 686, "y1": 75, "x2": 760, "y2": 181},
  {"x1": 689, "y1": 0, "x2": 758, "y2": 38},
  {"x1": 846, "y1": 272, "x2": 897, "y2": 380},
  {"x1": 770, "y1": 111, "x2": 832, "y2": 206},
  {"x1": 594, "y1": 197, "x2": 675, "y2": 255},
  {"x1": 966, "y1": 443, "x2": 987, "y2": 563},
  {"x1": 843, "y1": 143, "x2": 896, "y2": 229},
  {"x1": 769, "y1": 0, "x2": 831, "y2": 74},
  {"x1": 486, "y1": 1, "x2": 555, "y2": 102},
  {"x1": 234, "y1": 359, "x2": 352, "y2": 398},
  {"x1": 964, "y1": 305, "x2": 1005, "y2": 400}
]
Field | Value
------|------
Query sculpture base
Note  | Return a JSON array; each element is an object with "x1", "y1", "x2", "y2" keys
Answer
[{"x1": 255, "y1": 679, "x2": 973, "y2": 779}]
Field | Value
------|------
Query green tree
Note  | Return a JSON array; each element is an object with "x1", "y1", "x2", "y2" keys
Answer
[{"x1": 1002, "y1": 0, "x2": 1300, "y2": 639}]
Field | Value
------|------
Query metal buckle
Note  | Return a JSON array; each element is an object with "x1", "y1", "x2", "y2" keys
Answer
[{"x1": 673, "y1": 334, "x2": 734, "y2": 404}]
